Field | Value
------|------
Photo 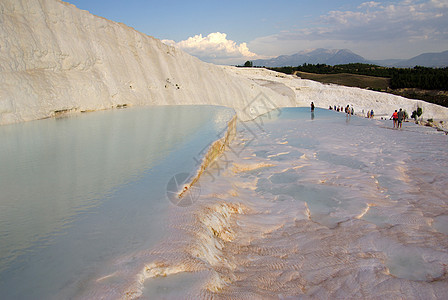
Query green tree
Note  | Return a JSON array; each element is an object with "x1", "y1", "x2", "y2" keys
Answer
[
  {"x1": 411, "y1": 106, "x2": 423, "y2": 121},
  {"x1": 244, "y1": 61, "x2": 253, "y2": 67}
]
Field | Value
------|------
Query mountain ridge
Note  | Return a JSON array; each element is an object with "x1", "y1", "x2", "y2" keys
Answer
[
  {"x1": 252, "y1": 48, "x2": 369, "y2": 67},
  {"x1": 252, "y1": 49, "x2": 448, "y2": 68}
]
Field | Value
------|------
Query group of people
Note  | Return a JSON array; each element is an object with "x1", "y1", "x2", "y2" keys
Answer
[
  {"x1": 390, "y1": 108, "x2": 406, "y2": 129},
  {"x1": 312, "y1": 103, "x2": 405, "y2": 129},
  {"x1": 328, "y1": 105, "x2": 354, "y2": 114}
]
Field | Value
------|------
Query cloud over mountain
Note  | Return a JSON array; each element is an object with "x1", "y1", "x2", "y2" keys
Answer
[
  {"x1": 160, "y1": 1, "x2": 447, "y2": 64},
  {"x1": 163, "y1": 32, "x2": 259, "y2": 65},
  {"x1": 252, "y1": 49, "x2": 369, "y2": 67},
  {"x1": 249, "y1": 0, "x2": 448, "y2": 60}
]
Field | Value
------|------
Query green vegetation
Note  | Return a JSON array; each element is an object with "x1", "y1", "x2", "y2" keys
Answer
[
  {"x1": 268, "y1": 63, "x2": 448, "y2": 108},
  {"x1": 411, "y1": 106, "x2": 423, "y2": 121},
  {"x1": 244, "y1": 61, "x2": 253, "y2": 67},
  {"x1": 271, "y1": 63, "x2": 448, "y2": 90},
  {"x1": 388, "y1": 66, "x2": 447, "y2": 90},
  {"x1": 295, "y1": 71, "x2": 389, "y2": 90}
]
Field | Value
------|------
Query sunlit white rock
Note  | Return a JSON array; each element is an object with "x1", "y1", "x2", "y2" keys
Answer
[
  {"x1": 2, "y1": 0, "x2": 448, "y2": 126},
  {"x1": 0, "y1": 0, "x2": 290, "y2": 125}
]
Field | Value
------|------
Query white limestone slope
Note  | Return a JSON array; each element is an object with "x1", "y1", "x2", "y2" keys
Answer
[
  {"x1": 1, "y1": 0, "x2": 448, "y2": 126},
  {"x1": 0, "y1": 0, "x2": 291, "y2": 125},
  {"x1": 230, "y1": 67, "x2": 448, "y2": 123}
]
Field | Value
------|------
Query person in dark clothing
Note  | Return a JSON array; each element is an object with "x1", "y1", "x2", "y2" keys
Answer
[{"x1": 397, "y1": 108, "x2": 405, "y2": 129}]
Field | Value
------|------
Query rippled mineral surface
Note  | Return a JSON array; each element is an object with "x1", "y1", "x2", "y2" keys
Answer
[{"x1": 133, "y1": 108, "x2": 448, "y2": 299}]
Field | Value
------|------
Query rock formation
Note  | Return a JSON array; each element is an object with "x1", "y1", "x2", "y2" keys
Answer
[{"x1": 1, "y1": 0, "x2": 448, "y2": 126}]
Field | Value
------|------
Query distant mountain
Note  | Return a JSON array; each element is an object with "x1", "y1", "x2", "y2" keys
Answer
[
  {"x1": 369, "y1": 59, "x2": 406, "y2": 67},
  {"x1": 252, "y1": 49, "x2": 448, "y2": 68},
  {"x1": 391, "y1": 50, "x2": 448, "y2": 68},
  {"x1": 252, "y1": 48, "x2": 370, "y2": 67}
]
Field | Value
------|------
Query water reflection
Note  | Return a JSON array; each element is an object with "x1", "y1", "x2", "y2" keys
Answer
[{"x1": 0, "y1": 105, "x2": 234, "y2": 299}]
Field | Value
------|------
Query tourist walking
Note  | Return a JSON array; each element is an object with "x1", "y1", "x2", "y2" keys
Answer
[
  {"x1": 311, "y1": 102, "x2": 315, "y2": 112},
  {"x1": 397, "y1": 108, "x2": 405, "y2": 129},
  {"x1": 391, "y1": 110, "x2": 398, "y2": 128}
]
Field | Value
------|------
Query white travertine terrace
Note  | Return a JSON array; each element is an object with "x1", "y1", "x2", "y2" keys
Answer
[
  {"x1": 0, "y1": 0, "x2": 291, "y2": 125},
  {"x1": 2, "y1": 1, "x2": 448, "y2": 298},
  {"x1": 2, "y1": 0, "x2": 448, "y2": 126}
]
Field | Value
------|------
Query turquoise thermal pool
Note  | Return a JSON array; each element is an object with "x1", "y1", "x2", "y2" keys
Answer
[
  {"x1": 0, "y1": 107, "x2": 447, "y2": 299},
  {"x1": 0, "y1": 105, "x2": 234, "y2": 299}
]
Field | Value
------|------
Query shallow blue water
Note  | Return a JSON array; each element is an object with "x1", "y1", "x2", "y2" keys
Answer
[
  {"x1": 136, "y1": 107, "x2": 448, "y2": 299},
  {"x1": 1, "y1": 106, "x2": 447, "y2": 299},
  {"x1": 0, "y1": 105, "x2": 234, "y2": 299}
]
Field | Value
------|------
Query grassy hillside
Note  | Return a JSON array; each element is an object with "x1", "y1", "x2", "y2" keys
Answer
[
  {"x1": 390, "y1": 89, "x2": 448, "y2": 108},
  {"x1": 295, "y1": 71, "x2": 390, "y2": 90},
  {"x1": 266, "y1": 64, "x2": 448, "y2": 108},
  {"x1": 295, "y1": 71, "x2": 448, "y2": 107},
  {"x1": 293, "y1": 71, "x2": 448, "y2": 107}
]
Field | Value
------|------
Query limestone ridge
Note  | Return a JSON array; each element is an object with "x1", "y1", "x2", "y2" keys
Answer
[
  {"x1": 2, "y1": 0, "x2": 448, "y2": 126},
  {"x1": 0, "y1": 0, "x2": 291, "y2": 125}
]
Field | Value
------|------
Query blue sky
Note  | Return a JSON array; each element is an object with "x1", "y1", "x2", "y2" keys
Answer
[{"x1": 66, "y1": 0, "x2": 448, "y2": 64}]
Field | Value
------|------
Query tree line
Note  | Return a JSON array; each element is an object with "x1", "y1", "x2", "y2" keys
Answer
[{"x1": 267, "y1": 63, "x2": 448, "y2": 91}]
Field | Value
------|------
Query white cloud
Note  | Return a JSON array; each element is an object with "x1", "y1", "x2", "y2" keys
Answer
[
  {"x1": 162, "y1": 32, "x2": 260, "y2": 65},
  {"x1": 430, "y1": 0, "x2": 448, "y2": 8},
  {"x1": 249, "y1": 0, "x2": 448, "y2": 60},
  {"x1": 359, "y1": 1, "x2": 381, "y2": 9}
]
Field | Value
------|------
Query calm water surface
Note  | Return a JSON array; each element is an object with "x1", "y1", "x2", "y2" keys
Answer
[
  {"x1": 0, "y1": 105, "x2": 234, "y2": 299},
  {"x1": 2, "y1": 107, "x2": 447, "y2": 299}
]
